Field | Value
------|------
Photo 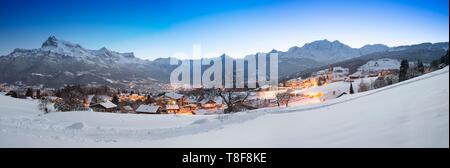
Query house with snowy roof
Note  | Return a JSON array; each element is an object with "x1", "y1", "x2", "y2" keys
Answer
[
  {"x1": 165, "y1": 104, "x2": 180, "y2": 113},
  {"x1": 200, "y1": 97, "x2": 224, "y2": 109},
  {"x1": 164, "y1": 92, "x2": 186, "y2": 106},
  {"x1": 165, "y1": 92, "x2": 184, "y2": 99},
  {"x1": 135, "y1": 105, "x2": 161, "y2": 114},
  {"x1": 90, "y1": 101, "x2": 117, "y2": 112},
  {"x1": 331, "y1": 67, "x2": 349, "y2": 82}
]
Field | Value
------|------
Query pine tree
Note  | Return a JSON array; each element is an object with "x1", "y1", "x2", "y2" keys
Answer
[
  {"x1": 349, "y1": 83, "x2": 354, "y2": 94},
  {"x1": 441, "y1": 50, "x2": 449, "y2": 65},
  {"x1": 25, "y1": 88, "x2": 33, "y2": 98},
  {"x1": 417, "y1": 60, "x2": 425, "y2": 74},
  {"x1": 399, "y1": 59, "x2": 409, "y2": 82},
  {"x1": 36, "y1": 89, "x2": 41, "y2": 99},
  {"x1": 431, "y1": 59, "x2": 440, "y2": 68},
  {"x1": 112, "y1": 94, "x2": 119, "y2": 105},
  {"x1": 55, "y1": 89, "x2": 61, "y2": 97}
]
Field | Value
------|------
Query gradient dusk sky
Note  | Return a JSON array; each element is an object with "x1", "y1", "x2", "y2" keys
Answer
[{"x1": 0, "y1": 0, "x2": 448, "y2": 60}]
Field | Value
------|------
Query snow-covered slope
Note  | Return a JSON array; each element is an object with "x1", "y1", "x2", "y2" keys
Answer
[
  {"x1": 358, "y1": 58, "x2": 401, "y2": 72},
  {"x1": 0, "y1": 67, "x2": 448, "y2": 147},
  {"x1": 291, "y1": 76, "x2": 378, "y2": 103}
]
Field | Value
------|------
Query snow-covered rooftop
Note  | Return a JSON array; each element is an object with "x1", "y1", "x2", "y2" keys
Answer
[
  {"x1": 165, "y1": 92, "x2": 184, "y2": 99},
  {"x1": 186, "y1": 98, "x2": 197, "y2": 103},
  {"x1": 123, "y1": 106, "x2": 133, "y2": 111},
  {"x1": 200, "y1": 97, "x2": 223, "y2": 104},
  {"x1": 99, "y1": 101, "x2": 117, "y2": 109},
  {"x1": 136, "y1": 105, "x2": 160, "y2": 113},
  {"x1": 166, "y1": 104, "x2": 180, "y2": 110}
]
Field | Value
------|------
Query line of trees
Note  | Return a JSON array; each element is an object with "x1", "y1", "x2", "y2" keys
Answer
[
  {"x1": 354, "y1": 50, "x2": 449, "y2": 94},
  {"x1": 54, "y1": 85, "x2": 87, "y2": 112},
  {"x1": 183, "y1": 87, "x2": 253, "y2": 113},
  {"x1": 431, "y1": 50, "x2": 449, "y2": 68}
]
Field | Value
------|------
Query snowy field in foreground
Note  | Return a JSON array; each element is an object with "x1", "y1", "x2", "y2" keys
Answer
[{"x1": 0, "y1": 67, "x2": 448, "y2": 147}]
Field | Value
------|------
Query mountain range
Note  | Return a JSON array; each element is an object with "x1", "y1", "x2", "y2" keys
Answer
[
  {"x1": 0, "y1": 36, "x2": 174, "y2": 90},
  {"x1": 0, "y1": 36, "x2": 448, "y2": 89}
]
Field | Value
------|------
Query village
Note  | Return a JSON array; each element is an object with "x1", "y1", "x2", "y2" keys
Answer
[{"x1": 0, "y1": 58, "x2": 442, "y2": 115}]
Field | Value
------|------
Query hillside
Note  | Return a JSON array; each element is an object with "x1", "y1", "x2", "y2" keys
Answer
[
  {"x1": 0, "y1": 67, "x2": 448, "y2": 147},
  {"x1": 288, "y1": 43, "x2": 448, "y2": 80}
]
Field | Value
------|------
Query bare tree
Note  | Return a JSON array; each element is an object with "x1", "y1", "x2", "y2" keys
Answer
[
  {"x1": 217, "y1": 88, "x2": 250, "y2": 113},
  {"x1": 187, "y1": 88, "x2": 207, "y2": 102},
  {"x1": 372, "y1": 77, "x2": 387, "y2": 89},
  {"x1": 38, "y1": 97, "x2": 50, "y2": 114},
  {"x1": 25, "y1": 88, "x2": 33, "y2": 98},
  {"x1": 276, "y1": 92, "x2": 291, "y2": 107},
  {"x1": 183, "y1": 88, "x2": 218, "y2": 103},
  {"x1": 358, "y1": 81, "x2": 369, "y2": 93}
]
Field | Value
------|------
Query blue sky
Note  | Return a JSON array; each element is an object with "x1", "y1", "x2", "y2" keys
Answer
[{"x1": 0, "y1": 0, "x2": 448, "y2": 59}]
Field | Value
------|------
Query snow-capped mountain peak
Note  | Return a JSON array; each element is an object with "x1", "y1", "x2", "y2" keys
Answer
[
  {"x1": 99, "y1": 47, "x2": 108, "y2": 51},
  {"x1": 90, "y1": 46, "x2": 136, "y2": 60},
  {"x1": 38, "y1": 36, "x2": 137, "y2": 60},
  {"x1": 41, "y1": 36, "x2": 83, "y2": 50},
  {"x1": 40, "y1": 36, "x2": 92, "y2": 57},
  {"x1": 41, "y1": 36, "x2": 58, "y2": 48}
]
